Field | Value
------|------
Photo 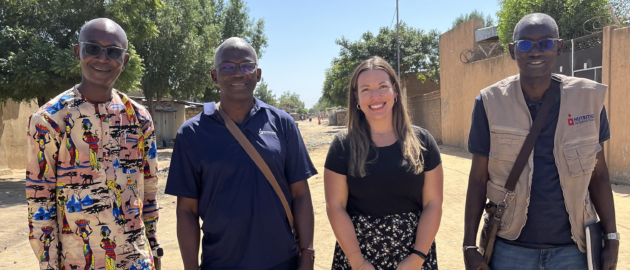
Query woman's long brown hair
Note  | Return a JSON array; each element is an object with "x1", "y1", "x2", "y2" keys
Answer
[{"x1": 343, "y1": 56, "x2": 424, "y2": 177}]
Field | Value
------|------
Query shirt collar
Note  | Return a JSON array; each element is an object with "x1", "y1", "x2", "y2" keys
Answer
[{"x1": 205, "y1": 97, "x2": 269, "y2": 118}]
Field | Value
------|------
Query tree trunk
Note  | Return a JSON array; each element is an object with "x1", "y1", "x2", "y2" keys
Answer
[{"x1": 37, "y1": 96, "x2": 48, "y2": 107}]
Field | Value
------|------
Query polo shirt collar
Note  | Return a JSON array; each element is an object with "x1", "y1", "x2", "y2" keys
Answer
[{"x1": 204, "y1": 98, "x2": 270, "y2": 122}]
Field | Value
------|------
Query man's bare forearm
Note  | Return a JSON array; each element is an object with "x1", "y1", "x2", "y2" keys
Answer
[
  {"x1": 589, "y1": 147, "x2": 617, "y2": 234},
  {"x1": 177, "y1": 208, "x2": 200, "y2": 269},
  {"x1": 463, "y1": 179, "x2": 488, "y2": 246},
  {"x1": 293, "y1": 192, "x2": 314, "y2": 249}
]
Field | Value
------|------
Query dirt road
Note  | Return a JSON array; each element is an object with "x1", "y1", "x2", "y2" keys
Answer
[{"x1": 1, "y1": 119, "x2": 629, "y2": 269}]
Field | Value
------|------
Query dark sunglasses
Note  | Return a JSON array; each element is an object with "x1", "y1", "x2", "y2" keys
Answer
[
  {"x1": 217, "y1": 62, "x2": 257, "y2": 75},
  {"x1": 513, "y1": 38, "x2": 561, "y2": 52},
  {"x1": 80, "y1": 42, "x2": 127, "y2": 60}
]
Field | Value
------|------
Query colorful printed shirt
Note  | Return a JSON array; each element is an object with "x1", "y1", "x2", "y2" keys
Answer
[{"x1": 26, "y1": 87, "x2": 160, "y2": 270}]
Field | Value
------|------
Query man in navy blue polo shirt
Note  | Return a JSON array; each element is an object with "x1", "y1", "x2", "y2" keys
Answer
[{"x1": 165, "y1": 37, "x2": 317, "y2": 270}]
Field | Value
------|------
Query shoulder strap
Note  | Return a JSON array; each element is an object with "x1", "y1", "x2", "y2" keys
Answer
[
  {"x1": 217, "y1": 103, "x2": 295, "y2": 228},
  {"x1": 504, "y1": 78, "x2": 561, "y2": 191}
]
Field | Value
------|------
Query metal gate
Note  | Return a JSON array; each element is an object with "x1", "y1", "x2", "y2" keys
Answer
[{"x1": 553, "y1": 32, "x2": 603, "y2": 83}]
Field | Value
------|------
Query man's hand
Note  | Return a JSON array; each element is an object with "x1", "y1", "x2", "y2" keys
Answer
[
  {"x1": 297, "y1": 253, "x2": 314, "y2": 270},
  {"x1": 396, "y1": 254, "x2": 424, "y2": 270},
  {"x1": 154, "y1": 257, "x2": 161, "y2": 270},
  {"x1": 464, "y1": 249, "x2": 490, "y2": 270},
  {"x1": 601, "y1": 240, "x2": 619, "y2": 270}
]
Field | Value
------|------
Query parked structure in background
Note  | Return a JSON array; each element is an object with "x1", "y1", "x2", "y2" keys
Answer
[{"x1": 439, "y1": 18, "x2": 630, "y2": 184}]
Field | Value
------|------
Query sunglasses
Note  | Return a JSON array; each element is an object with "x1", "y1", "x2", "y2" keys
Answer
[
  {"x1": 80, "y1": 42, "x2": 127, "y2": 60},
  {"x1": 513, "y1": 38, "x2": 561, "y2": 52},
  {"x1": 217, "y1": 62, "x2": 257, "y2": 75}
]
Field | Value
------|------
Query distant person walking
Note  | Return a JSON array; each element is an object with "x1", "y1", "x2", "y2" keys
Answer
[{"x1": 325, "y1": 56, "x2": 443, "y2": 270}]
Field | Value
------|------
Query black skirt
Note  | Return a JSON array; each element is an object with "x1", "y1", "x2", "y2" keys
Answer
[{"x1": 331, "y1": 211, "x2": 438, "y2": 270}]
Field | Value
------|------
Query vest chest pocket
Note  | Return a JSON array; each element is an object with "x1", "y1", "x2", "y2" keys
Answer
[
  {"x1": 489, "y1": 126, "x2": 529, "y2": 162},
  {"x1": 563, "y1": 136, "x2": 601, "y2": 177}
]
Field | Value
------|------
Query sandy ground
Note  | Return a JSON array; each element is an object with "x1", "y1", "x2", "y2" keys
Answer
[{"x1": 1, "y1": 119, "x2": 629, "y2": 269}]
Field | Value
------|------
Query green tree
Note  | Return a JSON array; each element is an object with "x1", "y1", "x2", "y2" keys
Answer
[
  {"x1": 312, "y1": 96, "x2": 333, "y2": 112},
  {"x1": 451, "y1": 10, "x2": 495, "y2": 29},
  {"x1": 137, "y1": 0, "x2": 220, "y2": 117},
  {"x1": 253, "y1": 78, "x2": 277, "y2": 106},
  {"x1": 200, "y1": 0, "x2": 269, "y2": 102},
  {"x1": 278, "y1": 91, "x2": 305, "y2": 111},
  {"x1": 608, "y1": 0, "x2": 630, "y2": 27},
  {"x1": 497, "y1": 0, "x2": 610, "y2": 46},
  {"x1": 0, "y1": 0, "x2": 162, "y2": 105},
  {"x1": 321, "y1": 22, "x2": 440, "y2": 107}
]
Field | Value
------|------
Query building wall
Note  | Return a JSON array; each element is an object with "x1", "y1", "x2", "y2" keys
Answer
[
  {"x1": 409, "y1": 91, "x2": 442, "y2": 144},
  {"x1": 603, "y1": 26, "x2": 630, "y2": 182},
  {"x1": 0, "y1": 99, "x2": 39, "y2": 172},
  {"x1": 186, "y1": 107, "x2": 203, "y2": 120},
  {"x1": 440, "y1": 18, "x2": 520, "y2": 149},
  {"x1": 153, "y1": 103, "x2": 186, "y2": 145},
  {"x1": 403, "y1": 74, "x2": 440, "y2": 98}
]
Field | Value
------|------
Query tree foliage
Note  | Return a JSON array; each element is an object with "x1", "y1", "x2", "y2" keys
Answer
[
  {"x1": 608, "y1": 0, "x2": 630, "y2": 27},
  {"x1": 137, "y1": 0, "x2": 219, "y2": 116},
  {"x1": 497, "y1": 0, "x2": 610, "y2": 46},
  {"x1": 320, "y1": 22, "x2": 440, "y2": 107},
  {"x1": 253, "y1": 78, "x2": 277, "y2": 106},
  {"x1": 0, "y1": 0, "x2": 162, "y2": 104},
  {"x1": 199, "y1": 0, "x2": 268, "y2": 102},
  {"x1": 278, "y1": 91, "x2": 305, "y2": 111},
  {"x1": 451, "y1": 10, "x2": 495, "y2": 29}
]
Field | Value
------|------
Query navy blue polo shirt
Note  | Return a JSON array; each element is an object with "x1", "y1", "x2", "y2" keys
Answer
[
  {"x1": 165, "y1": 99, "x2": 317, "y2": 269},
  {"x1": 468, "y1": 93, "x2": 610, "y2": 249}
]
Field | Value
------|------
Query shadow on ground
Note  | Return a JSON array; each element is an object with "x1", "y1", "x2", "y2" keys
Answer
[{"x1": 0, "y1": 178, "x2": 26, "y2": 208}]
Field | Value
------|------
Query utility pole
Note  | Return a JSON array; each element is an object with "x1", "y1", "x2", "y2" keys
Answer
[{"x1": 396, "y1": 0, "x2": 400, "y2": 79}]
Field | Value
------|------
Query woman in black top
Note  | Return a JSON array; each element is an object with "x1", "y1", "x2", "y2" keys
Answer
[{"x1": 324, "y1": 57, "x2": 443, "y2": 270}]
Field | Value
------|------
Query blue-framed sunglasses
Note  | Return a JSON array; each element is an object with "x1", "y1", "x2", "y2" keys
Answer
[
  {"x1": 79, "y1": 42, "x2": 127, "y2": 60},
  {"x1": 513, "y1": 38, "x2": 562, "y2": 52}
]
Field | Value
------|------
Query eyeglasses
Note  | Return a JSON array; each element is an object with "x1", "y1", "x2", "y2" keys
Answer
[
  {"x1": 513, "y1": 38, "x2": 561, "y2": 52},
  {"x1": 217, "y1": 62, "x2": 257, "y2": 75},
  {"x1": 80, "y1": 42, "x2": 127, "y2": 60}
]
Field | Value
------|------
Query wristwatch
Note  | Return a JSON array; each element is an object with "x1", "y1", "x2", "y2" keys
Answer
[
  {"x1": 604, "y1": 232, "x2": 621, "y2": 240},
  {"x1": 152, "y1": 247, "x2": 164, "y2": 258},
  {"x1": 463, "y1": 246, "x2": 479, "y2": 252}
]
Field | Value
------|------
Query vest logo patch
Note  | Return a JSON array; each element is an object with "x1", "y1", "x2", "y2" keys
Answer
[{"x1": 568, "y1": 114, "x2": 594, "y2": 126}]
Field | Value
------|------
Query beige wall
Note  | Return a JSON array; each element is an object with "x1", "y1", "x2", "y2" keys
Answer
[
  {"x1": 409, "y1": 91, "x2": 442, "y2": 144},
  {"x1": 440, "y1": 18, "x2": 519, "y2": 149},
  {"x1": 403, "y1": 74, "x2": 440, "y2": 98},
  {"x1": 603, "y1": 26, "x2": 630, "y2": 182},
  {"x1": 0, "y1": 99, "x2": 39, "y2": 172}
]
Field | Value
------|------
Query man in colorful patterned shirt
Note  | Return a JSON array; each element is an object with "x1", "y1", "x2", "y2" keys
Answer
[{"x1": 25, "y1": 18, "x2": 161, "y2": 270}]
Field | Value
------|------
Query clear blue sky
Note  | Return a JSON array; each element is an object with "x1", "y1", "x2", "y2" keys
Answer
[{"x1": 246, "y1": 0, "x2": 500, "y2": 109}]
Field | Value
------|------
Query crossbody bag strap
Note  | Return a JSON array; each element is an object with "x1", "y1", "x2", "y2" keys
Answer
[
  {"x1": 504, "y1": 77, "x2": 561, "y2": 192},
  {"x1": 217, "y1": 103, "x2": 295, "y2": 229}
]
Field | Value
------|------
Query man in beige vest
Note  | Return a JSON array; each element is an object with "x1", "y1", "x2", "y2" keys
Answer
[{"x1": 462, "y1": 13, "x2": 619, "y2": 270}]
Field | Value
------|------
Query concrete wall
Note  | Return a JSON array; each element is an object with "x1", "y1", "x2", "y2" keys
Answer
[
  {"x1": 440, "y1": 18, "x2": 520, "y2": 149},
  {"x1": 602, "y1": 26, "x2": 630, "y2": 182},
  {"x1": 403, "y1": 74, "x2": 440, "y2": 98},
  {"x1": 409, "y1": 91, "x2": 442, "y2": 144},
  {"x1": 0, "y1": 99, "x2": 39, "y2": 172},
  {"x1": 186, "y1": 107, "x2": 203, "y2": 120}
]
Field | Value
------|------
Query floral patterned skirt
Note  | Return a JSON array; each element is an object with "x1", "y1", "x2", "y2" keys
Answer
[{"x1": 331, "y1": 211, "x2": 438, "y2": 270}]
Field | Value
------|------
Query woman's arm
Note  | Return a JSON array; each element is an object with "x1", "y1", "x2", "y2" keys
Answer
[
  {"x1": 324, "y1": 169, "x2": 371, "y2": 269},
  {"x1": 399, "y1": 164, "x2": 444, "y2": 269}
]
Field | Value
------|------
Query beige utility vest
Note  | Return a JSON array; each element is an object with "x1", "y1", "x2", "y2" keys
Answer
[{"x1": 480, "y1": 74, "x2": 606, "y2": 252}]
